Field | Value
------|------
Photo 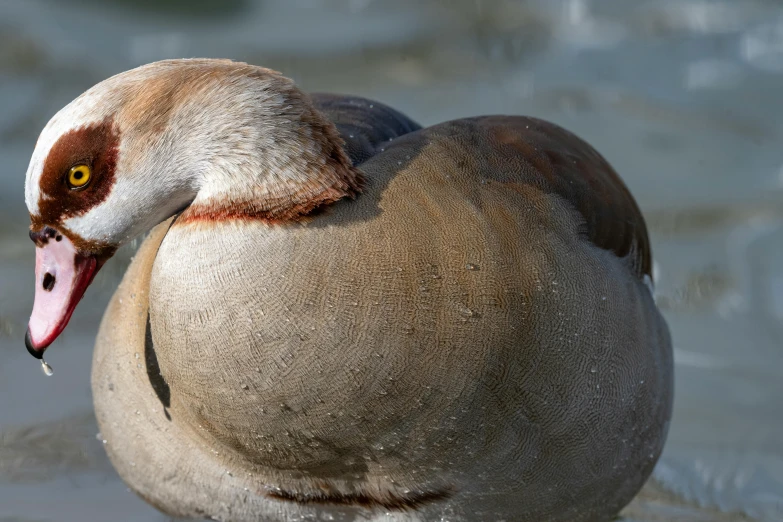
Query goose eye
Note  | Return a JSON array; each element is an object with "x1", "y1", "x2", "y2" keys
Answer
[{"x1": 67, "y1": 164, "x2": 91, "y2": 189}]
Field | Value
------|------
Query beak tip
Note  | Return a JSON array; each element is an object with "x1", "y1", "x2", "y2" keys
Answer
[{"x1": 25, "y1": 328, "x2": 43, "y2": 359}]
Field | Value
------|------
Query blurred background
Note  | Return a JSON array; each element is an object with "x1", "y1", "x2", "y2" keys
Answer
[{"x1": 0, "y1": 0, "x2": 782, "y2": 520}]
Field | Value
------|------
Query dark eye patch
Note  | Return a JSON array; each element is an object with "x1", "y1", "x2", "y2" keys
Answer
[{"x1": 30, "y1": 116, "x2": 120, "y2": 231}]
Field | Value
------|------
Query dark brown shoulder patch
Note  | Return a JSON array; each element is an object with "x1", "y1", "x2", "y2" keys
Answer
[
  {"x1": 482, "y1": 116, "x2": 652, "y2": 279},
  {"x1": 265, "y1": 484, "x2": 453, "y2": 511},
  {"x1": 483, "y1": 116, "x2": 651, "y2": 278},
  {"x1": 31, "y1": 116, "x2": 120, "y2": 231},
  {"x1": 310, "y1": 93, "x2": 421, "y2": 165},
  {"x1": 383, "y1": 116, "x2": 652, "y2": 279}
]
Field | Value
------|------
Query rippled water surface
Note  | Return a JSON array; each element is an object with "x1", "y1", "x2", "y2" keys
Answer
[{"x1": 1, "y1": 0, "x2": 782, "y2": 520}]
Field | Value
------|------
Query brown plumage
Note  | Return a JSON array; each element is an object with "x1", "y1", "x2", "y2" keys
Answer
[{"x1": 22, "y1": 60, "x2": 672, "y2": 522}]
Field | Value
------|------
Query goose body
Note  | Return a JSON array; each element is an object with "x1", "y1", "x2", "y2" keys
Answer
[{"x1": 23, "y1": 60, "x2": 672, "y2": 522}]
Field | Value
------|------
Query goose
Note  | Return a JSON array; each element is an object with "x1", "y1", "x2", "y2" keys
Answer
[{"x1": 23, "y1": 59, "x2": 672, "y2": 522}]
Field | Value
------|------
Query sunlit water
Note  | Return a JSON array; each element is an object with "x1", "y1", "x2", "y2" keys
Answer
[{"x1": 1, "y1": 0, "x2": 782, "y2": 520}]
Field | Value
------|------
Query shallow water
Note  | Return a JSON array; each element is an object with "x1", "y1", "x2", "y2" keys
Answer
[{"x1": 0, "y1": 0, "x2": 782, "y2": 520}]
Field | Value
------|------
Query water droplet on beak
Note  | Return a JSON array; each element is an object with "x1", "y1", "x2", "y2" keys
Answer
[{"x1": 41, "y1": 358, "x2": 54, "y2": 376}]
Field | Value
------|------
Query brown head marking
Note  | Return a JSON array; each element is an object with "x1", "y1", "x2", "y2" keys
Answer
[{"x1": 30, "y1": 115, "x2": 120, "y2": 255}]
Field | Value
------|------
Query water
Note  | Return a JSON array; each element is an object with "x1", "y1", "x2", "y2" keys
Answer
[
  {"x1": 40, "y1": 359, "x2": 53, "y2": 376},
  {"x1": 1, "y1": 0, "x2": 782, "y2": 520}
]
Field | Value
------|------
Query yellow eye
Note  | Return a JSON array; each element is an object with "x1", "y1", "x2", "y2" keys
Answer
[{"x1": 67, "y1": 164, "x2": 91, "y2": 189}]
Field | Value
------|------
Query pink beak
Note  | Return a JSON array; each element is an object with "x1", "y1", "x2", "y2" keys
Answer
[{"x1": 25, "y1": 232, "x2": 101, "y2": 358}]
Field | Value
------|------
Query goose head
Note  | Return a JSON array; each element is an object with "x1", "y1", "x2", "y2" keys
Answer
[{"x1": 23, "y1": 59, "x2": 360, "y2": 358}]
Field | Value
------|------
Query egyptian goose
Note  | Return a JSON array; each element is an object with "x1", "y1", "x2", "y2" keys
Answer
[{"x1": 23, "y1": 59, "x2": 672, "y2": 522}]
